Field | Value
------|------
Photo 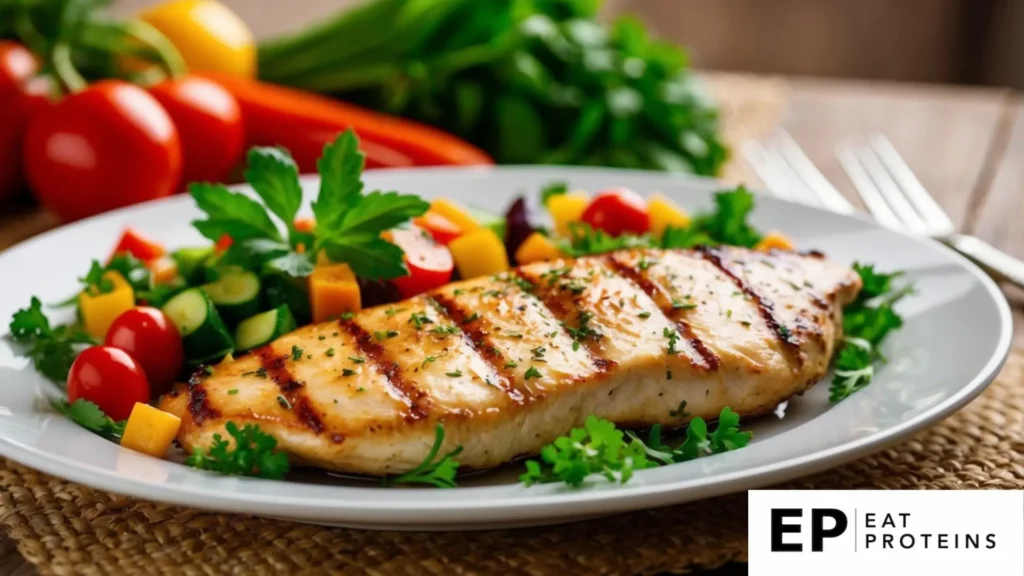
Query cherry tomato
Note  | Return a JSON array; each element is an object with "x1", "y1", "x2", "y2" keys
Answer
[
  {"x1": 387, "y1": 225, "x2": 454, "y2": 298},
  {"x1": 23, "y1": 79, "x2": 182, "y2": 222},
  {"x1": 104, "y1": 307, "x2": 184, "y2": 395},
  {"x1": 109, "y1": 227, "x2": 166, "y2": 262},
  {"x1": 149, "y1": 76, "x2": 243, "y2": 187},
  {"x1": 413, "y1": 211, "x2": 463, "y2": 245},
  {"x1": 580, "y1": 187, "x2": 650, "y2": 236},
  {"x1": 67, "y1": 346, "x2": 151, "y2": 421},
  {"x1": 294, "y1": 217, "x2": 316, "y2": 233},
  {"x1": 0, "y1": 41, "x2": 50, "y2": 203}
]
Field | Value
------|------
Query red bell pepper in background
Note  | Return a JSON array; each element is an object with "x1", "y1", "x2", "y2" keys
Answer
[
  {"x1": 0, "y1": 41, "x2": 51, "y2": 204},
  {"x1": 199, "y1": 73, "x2": 494, "y2": 173},
  {"x1": 109, "y1": 228, "x2": 167, "y2": 262}
]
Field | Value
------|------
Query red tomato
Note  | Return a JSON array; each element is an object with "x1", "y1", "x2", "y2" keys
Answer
[
  {"x1": 215, "y1": 233, "x2": 233, "y2": 252},
  {"x1": 388, "y1": 225, "x2": 454, "y2": 298},
  {"x1": 149, "y1": 76, "x2": 244, "y2": 187},
  {"x1": 23, "y1": 79, "x2": 182, "y2": 222},
  {"x1": 104, "y1": 307, "x2": 184, "y2": 396},
  {"x1": 109, "y1": 227, "x2": 166, "y2": 262},
  {"x1": 581, "y1": 187, "x2": 650, "y2": 236},
  {"x1": 413, "y1": 211, "x2": 463, "y2": 245},
  {"x1": 67, "y1": 346, "x2": 151, "y2": 421},
  {"x1": 0, "y1": 42, "x2": 50, "y2": 203}
]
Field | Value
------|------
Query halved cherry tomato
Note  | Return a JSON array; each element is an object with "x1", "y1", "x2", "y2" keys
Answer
[
  {"x1": 149, "y1": 75, "x2": 243, "y2": 187},
  {"x1": 23, "y1": 79, "x2": 182, "y2": 222},
  {"x1": 0, "y1": 41, "x2": 51, "y2": 203},
  {"x1": 104, "y1": 308, "x2": 184, "y2": 396},
  {"x1": 215, "y1": 233, "x2": 233, "y2": 252},
  {"x1": 386, "y1": 225, "x2": 454, "y2": 299},
  {"x1": 580, "y1": 187, "x2": 650, "y2": 236},
  {"x1": 109, "y1": 228, "x2": 166, "y2": 262},
  {"x1": 67, "y1": 346, "x2": 151, "y2": 421},
  {"x1": 413, "y1": 211, "x2": 462, "y2": 245}
]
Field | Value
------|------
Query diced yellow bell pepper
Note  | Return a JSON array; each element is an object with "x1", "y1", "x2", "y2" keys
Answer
[
  {"x1": 310, "y1": 263, "x2": 362, "y2": 322},
  {"x1": 79, "y1": 271, "x2": 136, "y2": 339},
  {"x1": 430, "y1": 198, "x2": 480, "y2": 233},
  {"x1": 755, "y1": 230, "x2": 796, "y2": 252},
  {"x1": 515, "y1": 232, "x2": 562, "y2": 264},
  {"x1": 647, "y1": 193, "x2": 692, "y2": 237},
  {"x1": 120, "y1": 403, "x2": 182, "y2": 458},
  {"x1": 148, "y1": 256, "x2": 180, "y2": 285},
  {"x1": 547, "y1": 191, "x2": 590, "y2": 237},
  {"x1": 449, "y1": 228, "x2": 509, "y2": 279}
]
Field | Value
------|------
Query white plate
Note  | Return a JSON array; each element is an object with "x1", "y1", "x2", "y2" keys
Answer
[{"x1": 0, "y1": 167, "x2": 1012, "y2": 530}]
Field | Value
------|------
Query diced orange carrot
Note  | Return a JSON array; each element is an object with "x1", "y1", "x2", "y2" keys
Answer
[
  {"x1": 755, "y1": 230, "x2": 796, "y2": 252},
  {"x1": 515, "y1": 232, "x2": 562, "y2": 264},
  {"x1": 148, "y1": 256, "x2": 179, "y2": 285},
  {"x1": 310, "y1": 263, "x2": 361, "y2": 322}
]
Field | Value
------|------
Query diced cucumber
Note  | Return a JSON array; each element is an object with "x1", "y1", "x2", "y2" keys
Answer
[
  {"x1": 235, "y1": 305, "x2": 297, "y2": 351},
  {"x1": 202, "y1": 269, "x2": 261, "y2": 325},
  {"x1": 162, "y1": 288, "x2": 234, "y2": 361},
  {"x1": 263, "y1": 273, "x2": 311, "y2": 325},
  {"x1": 171, "y1": 246, "x2": 214, "y2": 285},
  {"x1": 468, "y1": 207, "x2": 507, "y2": 240}
]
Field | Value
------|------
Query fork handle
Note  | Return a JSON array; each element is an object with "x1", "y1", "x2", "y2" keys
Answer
[{"x1": 947, "y1": 234, "x2": 1024, "y2": 289}]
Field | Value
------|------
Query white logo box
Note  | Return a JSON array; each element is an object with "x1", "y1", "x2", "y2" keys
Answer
[{"x1": 749, "y1": 490, "x2": 1023, "y2": 575}]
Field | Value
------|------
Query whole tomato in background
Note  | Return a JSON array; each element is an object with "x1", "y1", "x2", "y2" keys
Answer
[
  {"x1": 22, "y1": 79, "x2": 182, "y2": 222},
  {"x1": 149, "y1": 75, "x2": 243, "y2": 187},
  {"x1": 0, "y1": 41, "x2": 51, "y2": 204}
]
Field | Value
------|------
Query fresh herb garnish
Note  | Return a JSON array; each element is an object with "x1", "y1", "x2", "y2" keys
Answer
[
  {"x1": 325, "y1": 348, "x2": 336, "y2": 357},
  {"x1": 540, "y1": 181, "x2": 568, "y2": 206},
  {"x1": 291, "y1": 345, "x2": 304, "y2": 361},
  {"x1": 349, "y1": 355, "x2": 365, "y2": 364},
  {"x1": 8, "y1": 298, "x2": 95, "y2": 383},
  {"x1": 79, "y1": 260, "x2": 114, "y2": 294},
  {"x1": 430, "y1": 325, "x2": 459, "y2": 336},
  {"x1": 524, "y1": 366, "x2": 542, "y2": 380},
  {"x1": 830, "y1": 263, "x2": 913, "y2": 403},
  {"x1": 52, "y1": 399, "x2": 126, "y2": 441},
  {"x1": 342, "y1": 368, "x2": 357, "y2": 377},
  {"x1": 669, "y1": 400, "x2": 689, "y2": 418},
  {"x1": 374, "y1": 330, "x2": 399, "y2": 340},
  {"x1": 190, "y1": 130, "x2": 428, "y2": 281},
  {"x1": 185, "y1": 421, "x2": 290, "y2": 479},
  {"x1": 663, "y1": 327, "x2": 681, "y2": 355},
  {"x1": 384, "y1": 424, "x2": 462, "y2": 488},
  {"x1": 408, "y1": 312, "x2": 434, "y2": 330},
  {"x1": 446, "y1": 370, "x2": 463, "y2": 377}
]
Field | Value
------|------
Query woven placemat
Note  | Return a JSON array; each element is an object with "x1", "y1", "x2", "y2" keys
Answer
[{"x1": 1, "y1": 350, "x2": 1021, "y2": 576}]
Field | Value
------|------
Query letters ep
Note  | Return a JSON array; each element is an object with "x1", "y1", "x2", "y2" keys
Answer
[{"x1": 770, "y1": 508, "x2": 848, "y2": 552}]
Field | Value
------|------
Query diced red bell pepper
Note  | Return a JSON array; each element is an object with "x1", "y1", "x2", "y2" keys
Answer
[
  {"x1": 109, "y1": 228, "x2": 166, "y2": 262},
  {"x1": 214, "y1": 233, "x2": 233, "y2": 252}
]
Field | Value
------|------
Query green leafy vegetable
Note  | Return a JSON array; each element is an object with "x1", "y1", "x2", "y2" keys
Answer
[
  {"x1": 384, "y1": 424, "x2": 462, "y2": 488},
  {"x1": 540, "y1": 181, "x2": 568, "y2": 206},
  {"x1": 258, "y1": 1, "x2": 726, "y2": 176},
  {"x1": 522, "y1": 408, "x2": 752, "y2": 487},
  {"x1": 559, "y1": 222, "x2": 656, "y2": 257},
  {"x1": 105, "y1": 252, "x2": 154, "y2": 293},
  {"x1": 191, "y1": 129, "x2": 428, "y2": 281},
  {"x1": 8, "y1": 298, "x2": 95, "y2": 383},
  {"x1": 185, "y1": 421, "x2": 291, "y2": 479},
  {"x1": 52, "y1": 399, "x2": 125, "y2": 441},
  {"x1": 829, "y1": 263, "x2": 913, "y2": 403},
  {"x1": 79, "y1": 260, "x2": 113, "y2": 294},
  {"x1": 688, "y1": 186, "x2": 762, "y2": 248}
]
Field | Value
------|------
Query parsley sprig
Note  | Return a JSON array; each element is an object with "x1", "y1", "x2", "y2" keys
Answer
[
  {"x1": 8, "y1": 298, "x2": 95, "y2": 383},
  {"x1": 384, "y1": 424, "x2": 462, "y2": 488},
  {"x1": 185, "y1": 421, "x2": 291, "y2": 479},
  {"x1": 829, "y1": 263, "x2": 913, "y2": 403},
  {"x1": 521, "y1": 408, "x2": 751, "y2": 487},
  {"x1": 52, "y1": 399, "x2": 126, "y2": 440},
  {"x1": 190, "y1": 129, "x2": 428, "y2": 280}
]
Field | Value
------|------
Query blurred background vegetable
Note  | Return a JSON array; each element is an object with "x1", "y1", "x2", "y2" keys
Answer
[
  {"x1": 257, "y1": 0, "x2": 726, "y2": 175},
  {"x1": 138, "y1": 0, "x2": 255, "y2": 77}
]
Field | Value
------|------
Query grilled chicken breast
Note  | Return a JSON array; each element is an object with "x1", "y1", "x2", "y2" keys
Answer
[{"x1": 160, "y1": 246, "x2": 861, "y2": 476}]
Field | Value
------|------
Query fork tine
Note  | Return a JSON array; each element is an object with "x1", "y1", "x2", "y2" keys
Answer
[
  {"x1": 774, "y1": 130, "x2": 857, "y2": 214},
  {"x1": 867, "y1": 134, "x2": 956, "y2": 232},
  {"x1": 740, "y1": 140, "x2": 804, "y2": 203},
  {"x1": 850, "y1": 139, "x2": 930, "y2": 233},
  {"x1": 835, "y1": 142, "x2": 904, "y2": 230}
]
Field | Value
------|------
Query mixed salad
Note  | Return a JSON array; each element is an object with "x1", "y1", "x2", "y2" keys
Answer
[{"x1": 6, "y1": 130, "x2": 912, "y2": 486}]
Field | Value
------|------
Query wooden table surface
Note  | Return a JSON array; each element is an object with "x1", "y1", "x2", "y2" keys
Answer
[{"x1": 1, "y1": 76, "x2": 1022, "y2": 574}]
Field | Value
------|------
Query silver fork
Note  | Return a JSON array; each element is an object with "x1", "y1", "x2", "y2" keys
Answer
[{"x1": 743, "y1": 131, "x2": 1024, "y2": 290}]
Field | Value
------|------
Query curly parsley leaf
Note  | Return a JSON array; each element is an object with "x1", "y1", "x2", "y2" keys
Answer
[
  {"x1": 79, "y1": 260, "x2": 113, "y2": 294},
  {"x1": 660, "y1": 225, "x2": 714, "y2": 249},
  {"x1": 830, "y1": 264, "x2": 913, "y2": 403},
  {"x1": 559, "y1": 222, "x2": 656, "y2": 257},
  {"x1": 524, "y1": 408, "x2": 752, "y2": 487},
  {"x1": 52, "y1": 399, "x2": 125, "y2": 440},
  {"x1": 8, "y1": 298, "x2": 95, "y2": 383},
  {"x1": 690, "y1": 186, "x2": 762, "y2": 248},
  {"x1": 244, "y1": 146, "x2": 304, "y2": 232},
  {"x1": 384, "y1": 424, "x2": 462, "y2": 488},
  {"x1": 185, "y1": 421, "x2": 290, "y2": 479}
]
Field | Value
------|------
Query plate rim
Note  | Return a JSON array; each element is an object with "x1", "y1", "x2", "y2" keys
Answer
[{"x1": 0, "y1": 165, "x2": 1013, "y2": 526}]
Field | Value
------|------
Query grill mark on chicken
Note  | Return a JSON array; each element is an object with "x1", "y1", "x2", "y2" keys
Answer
[
  {"x1": 427, "y1": 294, "x2": 525, "y2": 403},
  {"x1": 696, "y1": 246, "x2": 804, "y2": 367},
  {"x1": 604, "y1": 255, "x2": 719, "y2": 372},
  {"x1": 512, "y1": 268, "x2": 616, "y2": 378},
  {"x1": 186, "y1": 368, "x2": 220, "y2": 424},
  {"x1": 340, "y1": 318, "x2": 430, "y2": 421},
  {"x1": 253, "y1": 346, "x2": 325, "y2": 433}
]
